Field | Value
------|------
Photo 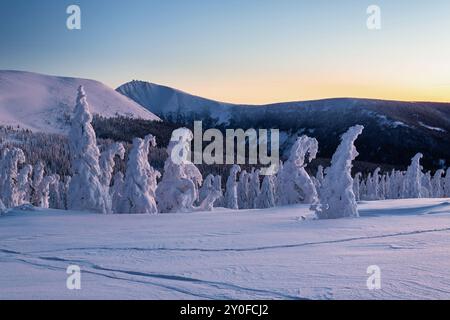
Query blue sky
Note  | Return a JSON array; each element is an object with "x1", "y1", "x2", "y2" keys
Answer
[{"x1": 1, "y1": 0, "x2": 450, "y2": 103}]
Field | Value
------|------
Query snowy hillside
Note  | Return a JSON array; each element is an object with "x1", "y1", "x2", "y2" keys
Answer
[
  {"x1": 1, "y1": 199, "x2": 450, "y2": 300},
  {"x1": 0, "y1": 71, "x2": 160, "y2": 133},
  {"x1": 117, "y1": 81, "x2": 450, "y2": 169}
]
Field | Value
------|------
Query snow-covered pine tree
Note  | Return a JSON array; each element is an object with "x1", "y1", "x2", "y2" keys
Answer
[
  {"x1": 67, "y1": 86, "x2": 109, "y2": 213},
  {"x1": 111, "y1": 172, "x2": 125, "y2": 213},
  {"x1": 248, "y1": 169, "x2": 261, "y2": 209},
  {"x1": 118, "y1": 135, "x2": 159, "y2": 214},
  {"x1": 403, "y1": 153, "x2": 424, "y2": 199},
  {"x1": 316, "y1": 165, "x2": 324, "y2": 186},
  {"x1": 31, "y1": 161, "x2": 45, "y2": 206},
  {"x1": 353, "y1": 172, "x2": 362, "y2": 201},
  {"x1": 256, "y1": 175, "x2": 276, "y2": 209},
  {"x1": 1, "y1": 148, "x2": 26, "y2": 208},
  {"x1": 38, "y1": 175, "x2": 58, "y2": 209},
  {"x1": 431, "y1": 169, "x2": 445, "y2": 198},
  {"x1": 277, "y1": 135, "x2": 318, "y2": 206},
  {"x1": 237, "y1": 170, "x2": 250, "y2": 209},
  {"x1": 49, "y1": 174, "x2": 63, "y2": 209},
  {"x1": 0, "y1": 198, "x2": 6, "y2": 214},
  {"x1": 444, "y1": 168, "x2": 450, "y2": 197},
  {"x1": 213, "y1": 175, "x2": 225, "y2": 207},
  {"x1": 199, "y1": 174, "x2": 215, "y2": 205},
  {"x1": 99, "y1": 142, "x2": 125, "y2": 188},
  {"x1": 156, "y1": 128, "x2": 203, "y2": 213},
  {"x1": 225, "y1": 165, "x2": 241, "y2": 209},
  {"x1": 421, "y1": 171, "x2": 432, "y2": 198},
  {"x1": 17, "y1": 164, "x2": 33, "y2": 205},
  {"x1": 314, "y1": 125, "x2": 364, "y2": 219}
]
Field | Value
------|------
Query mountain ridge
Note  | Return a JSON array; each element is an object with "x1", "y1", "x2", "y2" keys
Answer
[
  {"x1": 117, "y1": 80, "x2": 450, "y2": 169},
  {"x1": 0, "y1": 70, "x2": 160, "y2": 133}
]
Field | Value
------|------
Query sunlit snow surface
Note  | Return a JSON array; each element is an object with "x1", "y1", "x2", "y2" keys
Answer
[{"x1": 1, "y1": 199, "x2": 450, "y2": 300}]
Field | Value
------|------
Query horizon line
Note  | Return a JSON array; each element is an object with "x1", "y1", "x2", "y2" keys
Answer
[{"x1": 3, "y1": 68, "x2": 450, "y2": 106}]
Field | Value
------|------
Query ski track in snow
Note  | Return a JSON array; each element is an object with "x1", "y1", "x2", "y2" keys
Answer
[{"x1": 1, "y1": 198, "x2": 450, "y2": 300}]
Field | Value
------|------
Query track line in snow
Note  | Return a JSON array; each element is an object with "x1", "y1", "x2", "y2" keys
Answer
[
  {"x1": 24, "y1": 226, "x2": 450, "y2": 255},
  {"x1": 0, "y1": 248, "x2": 302, "y2": 300}
]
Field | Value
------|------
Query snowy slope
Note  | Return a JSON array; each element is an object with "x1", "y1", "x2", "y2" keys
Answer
[
  {"x1": 0, "y1": 71, "x2": 160, "y2": 133},
  {"x1": 117, "y1": 81, "x2": 450, "y2": 169},
  {"x1": 1, "y1": 198, "x2": 450, "y2": 300},
  {"x1": 117, "y1": 80, "x2": 236, "y2": 124}
]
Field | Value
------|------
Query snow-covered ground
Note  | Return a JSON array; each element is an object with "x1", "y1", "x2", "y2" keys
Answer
[
  {"x1": 0, "y1": 70, "x2": 160, "y2": 133},
  {"x1": 1, "y1": 198, "x2": 450, "y2": 300}
]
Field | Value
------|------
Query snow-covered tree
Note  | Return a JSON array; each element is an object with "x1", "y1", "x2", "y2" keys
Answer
[
  {"x1": 49, "y1": 175, "x2": 63, "y2": 209},
  {"x1": 372, "y1": 168, "x2": 381, "y2": 200},
  {"x1": 111, "y1": 172, "x2": 125, "y2": 214},
  {"x1": 421, "y1": 171, "x2": 432, "y2": 198},
  {"x1": 38, "y1": 175, "x2": 58, "y2": 209},
  {"x1": 213, "y1": 175, "x2": 225, "y2": 207},
  {"x1": 431, "y1": 169, "x2": 445, "y2": 198},
  {"x1": 199, "y1": 174, "x2": 215, "y2": 205},
  {"x1": 315, "y1": 125, "x2": 364, "y2": 219},
  {"x1": 1, "y1": 148, "x2": 26, "y2": 208},
  {"x1": 31, "y1": 161, "x2": 45, "y2": 206},
  {"x1": 67, "y1": 86, "x2": 109, "y2": 213},
  {"x1": 353, "y1": 172, "x2": 362, "y2": 201},
  {"x1": 277, "y1": 136, "x2": 318, "y2": 206},
  {"x1": 17, "y1": 164, "x2": 33, "y2": 205},
  {"x1": 0, "y1": 198, "x2": 6, "y2": 214},
  {"x1": 225, "y1": 165, "x2": 241, "y2": 209},
  {"x1": 316, "y1": 165, "x2": 324, "y2": 186},
  {"x1": 444, "y1": 168, "x2": 450, "y2": 197},
  {"x1": 248, "y1": 169, "x2": 261, "y2": 209},
  {"x1": 256, "y1": 175, "x2": 276, "y2": 209},
  {"x1": 99, "y1": 142, "x2": 125, "y2": 187},
  {"x1": 237, "y1": 170, "x2": 250, "y2": 209},
  {"x1": 403, "y1": 153, "x2": 424, "y2": 199},
  {"x1": 118, "y1": 135, "x2": 159, "y2": 214},
  {"x1": 156, "y1": 128, "x2": 203, "y2": 213}
]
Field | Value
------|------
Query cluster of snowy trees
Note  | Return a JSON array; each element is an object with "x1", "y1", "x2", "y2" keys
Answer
[
  {"x1": 1, "y1": 87, "x2": 448, "y2": 219},
  {"x1": 354, "y1": 153, "x2": 450, "y2": 201},
  {"x1": 0, "y1": 146, "x2": 69, "y2": 214}
]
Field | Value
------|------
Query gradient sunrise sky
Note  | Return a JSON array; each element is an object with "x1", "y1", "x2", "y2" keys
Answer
[{"x1": 1, "y1": 0, "x2": 449, "y2": 104}]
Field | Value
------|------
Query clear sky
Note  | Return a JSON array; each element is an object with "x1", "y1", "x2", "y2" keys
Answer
[{"x1": 1, "y1": 0, "x2": 450, "y2": 104}]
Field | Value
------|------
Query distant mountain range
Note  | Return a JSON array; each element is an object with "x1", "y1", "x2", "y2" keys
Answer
[
  {"x1": 117, "y1": 80, "x2": 450, "y2": 169},
  {"x1": 0, "y1": 70, "x2": 448, "y2": 170},
  {"x1": 0, "y1": 71, "x2": 160, "y2": 133}
]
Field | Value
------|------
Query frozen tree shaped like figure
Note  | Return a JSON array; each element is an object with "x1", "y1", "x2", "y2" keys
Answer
[
  {"x1": 156, "y1": 128, "x2": 204, "y2": 213},
  {"x1": 403, "y1": 153, "x2": 424, "y2": 199},
  {"x1": 225, "y1": 165, "x2": 241, "y2": 209},
  {"x1": 277, "y1": 136, "x2": 318, "y2": 205},
  {"x1": 1, "y1": 148, "x2": 26, "y2": 208},
  {"x1": 68, "y1": 86, "x2": 109, "y2": 213},
  {"x1": 315, "y1": 125, "x2": 364, "y2": 219},
  {"x1": 119, "y1": 135, "x2": 160, "y2": 214}
]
